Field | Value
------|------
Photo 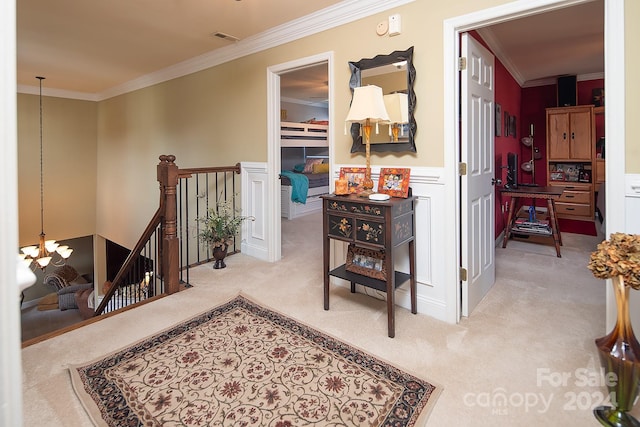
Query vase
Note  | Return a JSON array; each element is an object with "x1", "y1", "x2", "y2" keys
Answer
[
  {"x1": 212, "y1": 244, "x2": 228, "y2": 269},
  {"x1": 594, "y1": 276, "x2": 640, "y2": 427}
]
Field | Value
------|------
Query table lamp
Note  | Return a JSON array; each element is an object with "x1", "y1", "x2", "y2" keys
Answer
[
  {"x1": 383, "y1": 93, "x2": 409, "y2": 142},
  {"x1": 345, "y1": 85, "x2": 389, "y2": 196}
]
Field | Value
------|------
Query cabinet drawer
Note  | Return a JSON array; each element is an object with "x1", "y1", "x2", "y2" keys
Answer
[
  {"x1": 355, "y1": 218, "x2": 385, "y2": 248},
  {"x1": 325, "y1": 199, "x2": 384, "y2": 217},
  {"x1": 555, "y1": 202, "x2": 592, "y2": 217},
  {"x1": 558, "y1": 190, "x2": 590, "y2": 204},
  {"x1": 327, "y1": 214, "x2": 354, "y2": 241}
]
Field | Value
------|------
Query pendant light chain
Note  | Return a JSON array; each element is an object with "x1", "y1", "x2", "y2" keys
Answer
[
  {"x1": 37, "y1": 76, "x2": 45, "y2": 236},
  {"x1": 18, "y1": 76, "x2": 73, "y2": 270}
]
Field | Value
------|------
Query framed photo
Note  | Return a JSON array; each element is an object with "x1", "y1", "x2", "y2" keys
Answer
[
  {"x1": 377, "y1": 168, "x2": 411, "y2": 198},
  {"x1": 509, "y1": 115, "x2": 517, "y2": 138},
  {"x1": 504, "y1": 110, "x2": 510, "y2": 136},
  {"x1": 339, "y1": 167, "x2": 367, "y2": 194},
  {"x1": 345, "y1": 244, "x2": 386, "y2": 280},
  {"x1": 550, "y1": 171, "x2": 565, "y2": 181},
  {"x1": 495, "y1": 103, "x2": 502, "y2": 137}
]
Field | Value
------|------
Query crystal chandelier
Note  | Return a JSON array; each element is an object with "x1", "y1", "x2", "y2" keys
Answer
[{"x1": 18, "y1": 77, "x2": 73, "y2": 271}]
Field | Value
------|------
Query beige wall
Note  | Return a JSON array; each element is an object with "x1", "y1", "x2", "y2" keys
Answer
[
  {"x1": 17, "y1": 94, "x2": 97, "y2": 245},
  {"x1": 17, "y1": 0, "x2": 640, "y2": 249}
]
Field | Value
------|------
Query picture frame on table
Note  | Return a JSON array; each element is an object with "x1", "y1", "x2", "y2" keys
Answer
[
  {"x1": 550, "y1": 171, "x2": 565, "y2": 181},
  {"x1": 345, "y1": 244, "x2": 386, "y2": 280},
  {"x1": 377, "y1": 168, "x2": 411, "y2": 198},
  {"x1": 339, "y1": 167, "x2": 367, "y2": 194}
]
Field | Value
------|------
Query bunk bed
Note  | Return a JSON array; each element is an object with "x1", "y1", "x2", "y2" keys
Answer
[{"x1": 280, "y1": 121, "x2": 330, "y2": 220}]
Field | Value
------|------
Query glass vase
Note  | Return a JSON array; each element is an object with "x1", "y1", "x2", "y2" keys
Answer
[{"x1": 594, "y1": 276, "x2": 640, "y2": 427}]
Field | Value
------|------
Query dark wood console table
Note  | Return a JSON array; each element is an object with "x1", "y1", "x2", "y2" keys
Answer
[
  {"x1": 321, "y1": 194, "x2": 417, "y2": 338},
  {"x1": 501, "y1": 186, "x2": 564, "y2": 257}
]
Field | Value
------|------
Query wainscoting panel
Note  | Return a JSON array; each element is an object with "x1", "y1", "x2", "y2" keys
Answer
[
  {"x1": 240, "y1": 162, "x2": 269, "y2": 261},
  {"x1": 625, "y1": 173, "x2": 640, "y2": 332}
]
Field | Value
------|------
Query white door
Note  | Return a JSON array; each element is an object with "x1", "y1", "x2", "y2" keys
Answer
[{"x1": 461, "y1": 33, "x2": 496, "y2": 316}]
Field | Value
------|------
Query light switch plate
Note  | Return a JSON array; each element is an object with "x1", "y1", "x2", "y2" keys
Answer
[{"x1": 389, "y1": 14, "x2": 401, "y2": 36}]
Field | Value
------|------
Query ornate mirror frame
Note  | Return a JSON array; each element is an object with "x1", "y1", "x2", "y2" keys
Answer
[{"x1": 349, "y1": 46, "x2": 416, "y2": 153}]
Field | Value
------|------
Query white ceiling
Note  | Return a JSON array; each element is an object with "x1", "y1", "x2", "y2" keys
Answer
[{"x1": 17, "y1": 0, "x2": 604, "y2": 100}]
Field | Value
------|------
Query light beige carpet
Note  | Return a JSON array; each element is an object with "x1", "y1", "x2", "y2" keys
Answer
[
  {"x1": 69, "y1": 293, "x2": 440, "y2": 426},
  {"x1": 21, "y1": 213, "x2": 640, "y2": 426}
]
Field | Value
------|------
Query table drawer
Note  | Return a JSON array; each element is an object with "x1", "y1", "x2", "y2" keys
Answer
[
  {"x1": 558, "y1": 190, "x2": 590, "y2": 204},
  {"x1": 355, "y1": 218, "x2": 385, "y2": 248},
  {"x1": 327, "y1": 214, "x2": 354, "y2": 241},
  {"x1": 325, "y1": 199, "x2": 384, "y2": 217},
  {"x1": 555, "y1": 202, "x2": 592, "y2": 217}
]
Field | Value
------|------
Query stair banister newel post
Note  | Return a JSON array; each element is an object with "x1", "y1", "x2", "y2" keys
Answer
[{"x1": 157, "y1": 155, "x2": 180, "y2": 294}]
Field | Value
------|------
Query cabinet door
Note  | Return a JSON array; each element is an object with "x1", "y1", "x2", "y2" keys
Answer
[
  {"x1": 569, "y1": 109, "x2": 592, "y2": 160},
  {"x1": 547, "y1": 112, "x2": 570, "y2": 159}
]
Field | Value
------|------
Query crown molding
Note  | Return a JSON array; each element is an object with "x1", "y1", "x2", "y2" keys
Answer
[
  {"x1": 96, "y1": 0, "x2": 414, "y2": 101},
  {"x1": 17, "y1": 84, "x2": 100, "y2": 101}
]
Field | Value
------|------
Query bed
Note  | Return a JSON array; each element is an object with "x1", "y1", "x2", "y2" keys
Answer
[{"x1": 280, "y1": 121, "x2": 329, "y2": 219}]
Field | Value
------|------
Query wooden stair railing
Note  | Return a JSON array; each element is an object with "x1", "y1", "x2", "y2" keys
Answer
[{"x1": 95, "y1": 155, "x2": 241, "y2": 316}]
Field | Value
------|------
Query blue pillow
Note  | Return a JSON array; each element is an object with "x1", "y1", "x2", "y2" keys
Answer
[{"x1": 293, "y1": 163, "x2": 305, "y2": 173}]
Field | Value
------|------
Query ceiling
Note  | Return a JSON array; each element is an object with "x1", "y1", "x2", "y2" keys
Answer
[{"x1": 17, "y1": 0, "x2": 603, "y2": 100}]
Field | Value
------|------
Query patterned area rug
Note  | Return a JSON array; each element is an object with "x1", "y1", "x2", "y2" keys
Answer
[{"x1": 69, "y1": 294, "x2": 440, "y2": 426}]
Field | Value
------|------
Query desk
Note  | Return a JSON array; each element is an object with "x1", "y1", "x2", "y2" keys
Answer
[
  {"x1": 321, "y1": 194, "x2": 416, "y2": 338},
  {"x1": 501, "y1": 186, "x2": 564, "y2": 257}
]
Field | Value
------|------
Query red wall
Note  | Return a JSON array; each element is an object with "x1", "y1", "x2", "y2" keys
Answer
[
  {"x1": 494, "y1": 60, "x2": 522, "y2": 235},
  {"x1": 470, "y1": 31, "x2": 604, "y2": 238}
]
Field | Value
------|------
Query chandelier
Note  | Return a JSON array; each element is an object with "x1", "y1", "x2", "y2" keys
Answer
[{"x1": 18, "y1": 76, "x2": 73, "y2": 271}]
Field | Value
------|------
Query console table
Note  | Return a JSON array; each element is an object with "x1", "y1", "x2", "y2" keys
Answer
[
  {"x1": 321, "y1": 194, "x2": 417, "y2": 338},
  {"x1": 501, "y1": 185, "x2": 564, "y2": 257}
]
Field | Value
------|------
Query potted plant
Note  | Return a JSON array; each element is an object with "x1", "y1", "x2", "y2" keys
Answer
[
  {"x1": 198, "y1": 197, "x2": 254, "y2": 269},
  {"x1": 587, "y1": 233, "x2": 640, "y2": 426}
]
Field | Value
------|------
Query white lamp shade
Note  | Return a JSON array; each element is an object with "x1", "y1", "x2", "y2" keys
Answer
[
  {"x1": 21, "y1": 246, "x2": 36, "y2": 255},
  {"x1": 383, "y1": 93, "x2": 409, "y2": 124},
  {"x1": 36, "y1": 256, "x2": 52, "y2": 268},
  {"x1": 345, "y1": 85, "x2": 390, "y2": 124}
]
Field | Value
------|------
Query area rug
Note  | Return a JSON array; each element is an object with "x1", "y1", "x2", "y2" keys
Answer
[
  {"x1": 557, "y1": 218, "x2": 598, "y2": 236},
  {"x1": 69, "y1": 294, "x2": 440, "y2": 426}
]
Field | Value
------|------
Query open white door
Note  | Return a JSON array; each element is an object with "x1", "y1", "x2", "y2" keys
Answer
[{"x1": 461, "y1": 33, "x2": 496, "y2": 316}]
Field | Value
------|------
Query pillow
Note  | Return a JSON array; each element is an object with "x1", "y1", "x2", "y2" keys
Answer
[
  {"x1": 58, "y1": 283, "x2": 93, "y2": 310},
  {"x1": 303, "y1": 158, "x2": 323, "y2": 173},
  {"x1": 293, "y1": 163, "x2": 305, "y2": 173},
  {"x1": 43, "y1": 265, "x2": 81, "y2": 291},
  {"x1": 312, "y1": 163, "x2": 329, "y2": 174}
]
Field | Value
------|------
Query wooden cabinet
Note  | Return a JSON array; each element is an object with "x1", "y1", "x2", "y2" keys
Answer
[
  {"x1": 546, "y1": 105, "x2": 595, "y2": 221},
  {"x1": 321, "y1": 194, "x2": 417, "y2": 338},
  {"x1": 596, "y1": 159, "x2": 605, "y2": 184},
  {"x1": 547, "y1": 106, "x2": 594, "y2": 161}
]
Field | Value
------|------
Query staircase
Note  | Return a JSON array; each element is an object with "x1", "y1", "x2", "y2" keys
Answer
[{"x1": 95, "y1": 155, "x2": 241, "y2": 315}]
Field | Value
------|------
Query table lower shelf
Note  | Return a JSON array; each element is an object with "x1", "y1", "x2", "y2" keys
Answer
[{"x1": 329, "y1": 265, "x2": 411, "y2": 292}]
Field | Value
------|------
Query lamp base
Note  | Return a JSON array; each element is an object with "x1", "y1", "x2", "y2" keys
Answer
[{"x1": 358, "y1": 189, "x2": 374, "y2": 198}]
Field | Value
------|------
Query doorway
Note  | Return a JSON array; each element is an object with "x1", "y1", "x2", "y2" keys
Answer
[
  {"x1": 447, "y1": 0, "x2": 625, "y2": 323},
  {"x1": 266, "y1": 52, "x2": 334, "y2": 262}
]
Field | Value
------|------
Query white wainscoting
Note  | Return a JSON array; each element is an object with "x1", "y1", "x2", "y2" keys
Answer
[
  {"x1": 240, "y1": 162, "x2": 269, "y2": 261},
  {"x1": 625, "y1": 173, "x2": 640, "y2": 332},
  {"x1": 241, "y1": 162, "x2": 450, "y2": 322}
]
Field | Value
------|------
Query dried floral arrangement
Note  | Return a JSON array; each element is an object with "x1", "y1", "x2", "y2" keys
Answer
[{"x1": 588, "y1": 232, "x2": 640, "y2": 290}]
